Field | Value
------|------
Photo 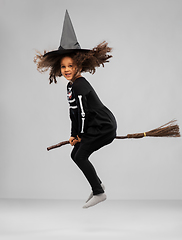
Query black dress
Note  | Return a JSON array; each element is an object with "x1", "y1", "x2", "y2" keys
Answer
[
  {"x1": 67, "y1": 77, "x2": 117, "y2": 151},
  {"x1": 67, "y1": 77, "x2": 117, "y2": 195}
]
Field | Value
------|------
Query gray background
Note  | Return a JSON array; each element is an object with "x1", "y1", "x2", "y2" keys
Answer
[{"x1": 0, "y1": 0, "x2": 182, "y2": 200}]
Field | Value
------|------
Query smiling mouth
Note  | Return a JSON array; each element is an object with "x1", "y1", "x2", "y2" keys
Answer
[{"x1": 65, "y1": 73, "x2": 71, "y2": 77}]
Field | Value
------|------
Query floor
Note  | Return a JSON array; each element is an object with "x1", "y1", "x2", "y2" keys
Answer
[{"x1": 0, "y1": 199, "x2": 182, "y2": 240}]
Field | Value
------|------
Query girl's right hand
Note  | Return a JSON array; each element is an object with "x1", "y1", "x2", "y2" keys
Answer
[{"x1": 69, "y1": 137, "x2": 78, "y2": 146}]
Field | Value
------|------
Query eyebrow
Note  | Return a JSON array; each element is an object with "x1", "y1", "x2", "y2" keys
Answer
[{"x1": 60, "y1": 63, "x2": 73, "y2": 66}]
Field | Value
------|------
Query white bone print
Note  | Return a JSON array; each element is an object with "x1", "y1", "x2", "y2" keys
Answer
[{"x1": 78, "y1": 95, "x2": 85, "y2": 133}]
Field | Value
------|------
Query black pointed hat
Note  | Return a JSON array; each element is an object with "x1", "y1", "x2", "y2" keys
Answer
[{"x1": 43, "y1": 10, "x2": 89, "y2": 57}]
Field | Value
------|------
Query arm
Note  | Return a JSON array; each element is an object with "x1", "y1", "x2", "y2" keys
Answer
[
  {"x1": 77, "y1": 94, "x2": 88, "y2": 137},
  {"x1": 72, "y1": 79, "x2": 89, "y2": 138}
]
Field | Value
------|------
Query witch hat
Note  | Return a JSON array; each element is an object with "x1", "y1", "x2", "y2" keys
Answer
[{"x1": 44, "y1": 10, "x2": 89, "y2": 57}]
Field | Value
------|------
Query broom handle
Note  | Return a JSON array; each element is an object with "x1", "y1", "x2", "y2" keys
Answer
[
  {"x1": 47, "y1": 136, "x2": 129, "y2": 151},
  {"x1": 47, "y1": 140, "x2": 70, "y2": 151}
]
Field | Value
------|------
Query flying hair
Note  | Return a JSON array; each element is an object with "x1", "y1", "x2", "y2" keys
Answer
[{"x1": 34, "y1": 41, "x2": 112, "y2": 84}]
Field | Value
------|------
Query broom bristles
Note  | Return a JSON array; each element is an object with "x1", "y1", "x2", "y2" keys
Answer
[
  {"x1": 125, "y1": 119, "x2": 180, "y2": 139},
  {"x1": 146, "y1": 119, "x2": 180, "y2": 137}
]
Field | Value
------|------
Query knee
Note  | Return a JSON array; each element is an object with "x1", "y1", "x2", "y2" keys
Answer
[
  {"x1": 71, "y1": 147, "x2": 91, "y2": 165},
  {"x1": 72, "y1": 153, "x2": 80, "y2": 164},
  {"x1": 71, "y1": 151, "x2": 79, "y2": 164},
  {"x1": 71, "y1": 151, "x2": 85, "y2": 167}
]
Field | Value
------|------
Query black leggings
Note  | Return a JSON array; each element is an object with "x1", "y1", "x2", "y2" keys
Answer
[{"x1": 71, "y1": 134, "x2": 115, "y2": 195}]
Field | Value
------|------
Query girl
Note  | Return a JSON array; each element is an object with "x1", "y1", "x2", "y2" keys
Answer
[{"x1": 34, "y1": 11, "x2": 117, "y2": 208}]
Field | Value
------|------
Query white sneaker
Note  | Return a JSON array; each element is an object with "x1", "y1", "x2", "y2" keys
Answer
[
  {"x1": 83, "y1": 193, "x2": 107, "y2": 208},
  {"x1": 85, "y1": 183, "x2": 105, "y2": 203}
]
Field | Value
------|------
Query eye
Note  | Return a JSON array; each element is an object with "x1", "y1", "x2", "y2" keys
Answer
[
  {"x1": 61, "y1": 65, "x2": 65, "y2": 68},
  {"x1": 69, "y1": 65, "x2": 73, "y2": 68}
]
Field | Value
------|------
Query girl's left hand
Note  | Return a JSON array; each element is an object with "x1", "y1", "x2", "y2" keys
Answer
[{"x1": 77, "y1": 135, "x2": 81, "y2": 143}]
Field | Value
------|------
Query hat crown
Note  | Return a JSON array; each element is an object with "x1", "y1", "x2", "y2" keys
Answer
[{"x1": 59, "y1": 10, "x2": 81, "y2": 50}]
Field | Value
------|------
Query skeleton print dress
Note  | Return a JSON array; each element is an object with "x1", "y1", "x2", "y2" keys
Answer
[{"x1": 67, "y1": 77, "x2": 117, "y2": 151}]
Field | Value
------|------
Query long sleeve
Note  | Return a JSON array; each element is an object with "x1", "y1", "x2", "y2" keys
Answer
[{"x1": 72, "y1": 79, "x2": 89, "y2": 138}]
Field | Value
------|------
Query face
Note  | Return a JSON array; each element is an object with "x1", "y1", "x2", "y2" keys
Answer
[{"x1": 60, "y1": 56, "x2": 80, "y2": 81}]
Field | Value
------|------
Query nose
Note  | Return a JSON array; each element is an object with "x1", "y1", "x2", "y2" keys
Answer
[{"x1": 65, "y1": 66, "x2": 69, "y2": 72}]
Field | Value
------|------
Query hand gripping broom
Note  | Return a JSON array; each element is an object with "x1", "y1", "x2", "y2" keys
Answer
[{"x1": 47, "y1": 119, "x2": 180, "y2": 151}]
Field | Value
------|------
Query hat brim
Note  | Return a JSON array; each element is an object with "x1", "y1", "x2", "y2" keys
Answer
[{"x1": 43, "y1": 48, "x2": 90, "y2": 58}]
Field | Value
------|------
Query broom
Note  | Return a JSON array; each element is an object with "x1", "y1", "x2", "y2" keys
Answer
[{"x1": 47, "y1": 119, "x2": 180, "y2": 151}]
